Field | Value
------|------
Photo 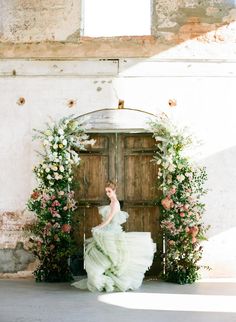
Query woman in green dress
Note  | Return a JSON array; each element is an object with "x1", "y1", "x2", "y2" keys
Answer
[{"x1": 72, "y1": 181, "x2": 156, "y2": 292}]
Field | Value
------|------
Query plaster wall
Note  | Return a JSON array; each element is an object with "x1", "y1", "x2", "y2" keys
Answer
[
  {"x1": 0, "y1": 0, "x2": 236, "y2": 278},
  {"x1": 0, "y1": 57, "x2": 236, "y2": 278},
  {"x1": 0, "y1": 0, "x2": 81, "y2": 42}
]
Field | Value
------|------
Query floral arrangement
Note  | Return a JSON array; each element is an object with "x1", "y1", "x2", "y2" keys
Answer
[
  {"x1": 27, "y1": 115, "x2": 94, "y2": 282},
  {"x1": 150, "y1": 115, "x2": 209, "y2": 284}
]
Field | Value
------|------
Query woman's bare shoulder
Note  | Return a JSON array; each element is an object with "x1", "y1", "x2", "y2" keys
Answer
[{"x1": 110, "y1": 200, "x2": 120, "y2": 211}]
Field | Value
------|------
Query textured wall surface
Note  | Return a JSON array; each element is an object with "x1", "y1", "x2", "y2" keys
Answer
[
  {"x1": 0, "y1": 58, "x2": 236, "y2": 278},
  {"x1": 0, "y1": 0, "x2": 81, "y2": 42},
  {"x1": 152, "y1": 0, "x2": 236, "y2": 41},
  {"x1": 0, "y1": 0, "x2": 236, "y2": 278}
]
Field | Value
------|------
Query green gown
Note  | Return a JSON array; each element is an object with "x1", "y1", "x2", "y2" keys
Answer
[{"x1": 72, "y1": 205, "x2": 156, "y2": 292}]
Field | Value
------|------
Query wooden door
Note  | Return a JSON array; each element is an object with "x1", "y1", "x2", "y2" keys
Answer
[{"x1": 72, "y1": 133, "x2": 162, "y2": 277}]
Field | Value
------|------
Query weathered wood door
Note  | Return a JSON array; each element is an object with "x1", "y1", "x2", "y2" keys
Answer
[{"x1": 72, "y1": 133, "x2": 162, "y2": 276}]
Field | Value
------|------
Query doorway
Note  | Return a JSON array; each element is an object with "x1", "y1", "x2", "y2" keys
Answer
[{"x1": 72, "y1": 132, "x2": 162, "y2": 276}]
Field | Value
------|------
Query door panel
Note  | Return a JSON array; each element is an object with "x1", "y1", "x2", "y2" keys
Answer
[
  {"x1": 72, "y1": 133, "x2": 162, "y2": 276},
  {"x1": 124, "y1": 155, "x2": 158, "y2": 201}
]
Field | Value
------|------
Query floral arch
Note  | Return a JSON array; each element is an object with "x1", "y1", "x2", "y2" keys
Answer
[{"x1": 27, "y1": 110, "x2": 208, "y2": 284}]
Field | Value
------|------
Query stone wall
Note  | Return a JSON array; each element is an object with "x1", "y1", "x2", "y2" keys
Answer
[
  {"x1": 0, "y1": 0, "x2": 81, "y2": 42},
  {"x1": 0, "y1": 210, "x2": 36, "y2": 277}
]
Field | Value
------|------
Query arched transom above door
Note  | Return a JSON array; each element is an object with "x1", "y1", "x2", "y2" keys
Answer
[{"x1": 76, "y1": 108, "x2": 157, "y2": 133}]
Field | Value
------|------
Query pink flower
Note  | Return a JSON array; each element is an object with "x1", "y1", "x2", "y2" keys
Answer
[
  {"x1": 168, "y1": 240, "x2": 175, "y2": 246},
  {"x1": 180, "y1": 212, "x2": 185, "y2": 217},
  {"x1": 52, "y1": 200, "x2": 60, "y2": 207},
  {"x1": 161, "y1": 197, "x2": 174, "y2": 210},
  {"x1": 42, "y1": 193, "x2": 50, "y2": 201}
]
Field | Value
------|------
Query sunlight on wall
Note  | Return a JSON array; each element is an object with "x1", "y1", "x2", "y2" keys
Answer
[
  {"x1": 98, "y1": 292, "x2": 236, "y2": 312},
  {"x1": 200, "y1": 227, "x2": 236, "y2": 278},
  {"x1": 83, "y1": 0, "x2": 151, "y2": 36}
]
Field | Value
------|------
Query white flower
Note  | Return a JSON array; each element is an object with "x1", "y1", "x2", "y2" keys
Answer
[
  {"x1": 48, "y1": 136, "x2": 54, "y2": 142},
  {"x1": 54, "y1": 172, "x2": 60, "y2": 180},
  {"x1": 62, "y1": 139, "x2": 67, "y2": 146},
  {"x1": 58, "y1": 129, "x2": 64, "y2": 135},
  {"x1": 177, "y1": 174, "x2": 185, "y2": 182},
  {"x1": 47, "y1": 174, "x2": 52, "y2": 179},
  {"x1": 168, "y1": 164, "x2": 176, "y2": 172},
  {"x1": 51, "y1": 165, "x2": 58, "y2": 171},
  {"x1": 45, "y1": 168, "x2": 50, "y2": 173},
  {"x1": 163, "y1": 162, "x2": 169, "y2": 169},
  {"x1": 53, "y1": 144, "x2": 58, "y2": 149},
  {"x1": 186, "y1": 172, "x2": 193, "y2": 179},
  {"x1": 178, "y1": 164, "x2": 184, "y2": 169},
  {"x1": 167, "y1": 175, "x2": 172, "y2": 184},
  {"x1": 42, "y1": 164, "x2": 47, "y2": 169},
  {"x1": 157, "y1": 159, "x2": 162, "y2": 165},
  {"x1": 59, "y1": 165, "x2": 64, "y2": 172},
  {"x1": 43, "y1": 140, "x2": 49, "y2": 146},
  {"x1": 45, "y1": 130, "x2": 52, "y2": 136}
]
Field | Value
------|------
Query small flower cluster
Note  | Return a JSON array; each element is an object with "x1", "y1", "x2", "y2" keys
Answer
[
  {"x1": 150, "y1": 115, "x2": 208, "y2": 284},
  {"x1": 27, "y1": 115, "x2": 94, "y2": 282}
]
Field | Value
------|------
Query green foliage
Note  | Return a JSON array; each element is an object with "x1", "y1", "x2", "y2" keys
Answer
[
  {"x1": 150, "y1": 115, "x2": 209, "y2": 284},
  {"x1": 26, "y1": 115, "x2": 94, "y2": 282}
]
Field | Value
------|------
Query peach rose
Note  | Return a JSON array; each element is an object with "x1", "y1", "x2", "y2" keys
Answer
[
  {"x1": 192, "y1": 237, "x2": 197, "y2": 244},
  {"x1": 161, "y1": 197, "x2": 174, "y2": 210},
  {"x1": 61, "y1": 224, "x2": 71, "y2": 233},
  {"x1": 31, "y1": 191, "x2": 40, "y2": 200},
  {"x1": 188, "y1": 226, "x2": 199, "y2": 237}
]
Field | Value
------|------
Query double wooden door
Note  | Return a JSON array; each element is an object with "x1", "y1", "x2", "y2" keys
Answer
[{"x1": 73, "y1": 133, "x2": 162, "y2": 276}]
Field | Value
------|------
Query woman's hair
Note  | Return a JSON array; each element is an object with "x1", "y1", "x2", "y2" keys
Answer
[{"x1": 105, "y1": 180, "x2": 117, "y2": 191}]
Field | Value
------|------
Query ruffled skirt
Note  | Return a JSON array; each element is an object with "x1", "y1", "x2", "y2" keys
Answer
[{"x1": 71, "y1": 230, "x2": 156, "y2": 292}]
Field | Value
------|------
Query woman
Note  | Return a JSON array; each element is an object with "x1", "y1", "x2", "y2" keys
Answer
[{"x1": 72, "y1": 181, "x2": 156, "y2": 292}]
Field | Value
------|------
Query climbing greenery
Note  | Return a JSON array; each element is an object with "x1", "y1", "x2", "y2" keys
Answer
[
  {"x1": 27, "y1": 115, "x2": 94, "y2": 282},
  {"x1": 150, "y1": 115, "x2": 209, "y2": 284}
]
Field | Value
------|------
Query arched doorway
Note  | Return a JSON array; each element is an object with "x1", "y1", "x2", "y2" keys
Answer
[{"x1": 72, "y1": 108, "x2": 162, "y2": 277}]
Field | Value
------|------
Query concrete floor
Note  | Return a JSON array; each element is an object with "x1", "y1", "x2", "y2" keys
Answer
[{"x1": 0, "y1": 278, "x2": 236, "y2": 322}]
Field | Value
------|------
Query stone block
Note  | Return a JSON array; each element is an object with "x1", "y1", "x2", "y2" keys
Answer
[{"x1": 0, "y1": 242, "x2": 35, "y2": 273}]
